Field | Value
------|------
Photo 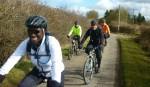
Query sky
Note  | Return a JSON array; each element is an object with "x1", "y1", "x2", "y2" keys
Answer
[{"x1": 40, "y1": 0, "x2": 150, "y2": 20}]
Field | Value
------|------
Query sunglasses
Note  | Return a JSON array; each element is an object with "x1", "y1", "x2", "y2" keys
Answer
[{"x1": 28, "y1": 29, "x2": 41, "y2": 35}]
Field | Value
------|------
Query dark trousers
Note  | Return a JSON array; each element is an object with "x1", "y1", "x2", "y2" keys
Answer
[
  {"x1": 18, "y1": 67, "x2": 64, "y2": 87},
  {"x1": 72, "y1": 35, "x2": 80, "y2": 46},
  {"x1": 85, "y1": 44, "x2": 102, "y2": 68},
  {"x1": 104, "y1": 33, "x2": 110, "y2": 46}
]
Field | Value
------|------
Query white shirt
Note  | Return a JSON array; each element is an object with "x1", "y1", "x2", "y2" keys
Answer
[{"x1": 0, "y1": 35, "x2": 65, "y2": 83}]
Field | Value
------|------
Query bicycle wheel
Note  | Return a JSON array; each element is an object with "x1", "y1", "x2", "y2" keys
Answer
[
  {"x1": 75, "y1": 44, "x2": 79, "y2": 55},
  {"x1": 83, "y1": 58, "x2": 94, "y2": 85},
  {"x1": 94, "y1": 58, "x2": 99, "y2": 73},
  {"x1": 68, "y1": 47, "x2": 73, "y2": 60}
]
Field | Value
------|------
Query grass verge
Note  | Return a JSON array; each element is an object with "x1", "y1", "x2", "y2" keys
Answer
[
  {"x1": 1, "y1": 60, "x2": 33, "y2": 87},
  {"x1": 119, "y1": 38, "x2": 150, "y2": 87}
]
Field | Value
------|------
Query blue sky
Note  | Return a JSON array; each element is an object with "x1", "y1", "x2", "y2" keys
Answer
[
  {"x1": 41, "y1": 0, "x2": 97, "y2": 8},
  {"x1": 40, "y1": 0, "x2": 150, "y2": 20}
]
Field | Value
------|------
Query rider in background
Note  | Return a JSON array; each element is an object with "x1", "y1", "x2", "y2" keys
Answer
[
  {"x1": 67, "y1": 20, "x2": 82, "y2": 48},
  {"x1": 98, "y1": 18, "x2": 110, "y2": 46},
  {"x1": 0, "y1": 16, "x2": 65, "y2": 87},
  {"x1": 80, "y1": 20, "x2": 104, "y2": 72}
]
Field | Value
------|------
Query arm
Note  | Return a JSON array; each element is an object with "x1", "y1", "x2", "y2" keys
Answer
[
  {"x1": 79, "y1": 25, "x2": 82, "y2": 37},
  {"x1": 49, "y1": 37, "x2": 64, "y2": 84},
  {"x1": 68, "y1": 26, "x2": 74, "y2": 36},
  {"x1": 105, "y1": 24, "x2": 110, "y2": 35},
  {"x1": 80, "y1": 29, "x2": 90, "y2": 45},
  {"x1": 0, "y1": 39, "x2": 28, "y2": 75}
]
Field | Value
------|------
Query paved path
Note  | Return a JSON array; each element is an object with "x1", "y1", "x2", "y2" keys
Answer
[
  {"x1": 39, "y1": 34, "x2": 120, "y2": 87},
  {"x1": 98, "y1": 34, "x2": 120, "y2": 87}
]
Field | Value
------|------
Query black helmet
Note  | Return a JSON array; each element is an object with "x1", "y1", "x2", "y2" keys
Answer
[
  {"x1": 91, "y1": 20, "x2": 97, "y2": 26},
  {"x1": 25, "y1": 16, "x2": 47, "y2": 29}
]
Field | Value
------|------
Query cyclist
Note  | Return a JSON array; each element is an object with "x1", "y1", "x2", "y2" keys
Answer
[
  {"x1": 67, "y1": 20, "x2": 82, "y2": 48},
  {"x1": 0, "y1": 16, "x2": 65, "y2": 87},
  {"x1": 80, "y1": 20, "x2": 104, "y2": 72},
  {"x1": 98, "y1": 18, "x2": 110, "y2": 46}
]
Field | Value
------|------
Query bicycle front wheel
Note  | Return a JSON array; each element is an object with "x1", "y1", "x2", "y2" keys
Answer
[
  {"x1": 83, "y1": 58, "x2": 94, "y2": 85},
  {"x1": 75, "y1": 45, "x2": 79, "y2": 55},
  {"x1": 68, "y1": 47, "x2": 73, "y2": 60}
]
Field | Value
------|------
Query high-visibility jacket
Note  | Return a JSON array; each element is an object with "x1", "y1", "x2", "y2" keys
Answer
[
  {"x1": 68, "y1": 25, "x2": 82, "y2": 37},
  {"x1": 101, "y1": 23, "x2": 110, "y2": 35}
]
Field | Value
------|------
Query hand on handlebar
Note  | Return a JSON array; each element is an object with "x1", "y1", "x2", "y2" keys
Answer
[
  {"x1": 0, "y1": 74, "x2": 5, "y2": 83},
  {"x1": 78, "y1": 44, "x2": 83, "y2": 49},
  {"x1": 67, "y1": 35, "x2": 70, "y2": 38}
]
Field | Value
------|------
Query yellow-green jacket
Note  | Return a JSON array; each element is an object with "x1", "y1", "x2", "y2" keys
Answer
[{"x1": 68, "y1": 25, "x2": 82, "y2": 37}]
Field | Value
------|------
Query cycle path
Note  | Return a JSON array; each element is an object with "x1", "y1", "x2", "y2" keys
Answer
[
  {"x1": 64, "y1": 33, "x2": 120, "y2": 87},
  {"x1": 38, "y1": 34, "x2": 120, "y2": 87}
]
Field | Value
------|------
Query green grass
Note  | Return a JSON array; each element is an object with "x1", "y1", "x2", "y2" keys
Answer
[
  {"x1": 62, "y1": 48, "x2": 69, "y2": 56},
  {"x1": 62, "y1": 48, "x2": 69, "y2": 60},
  {"x1": 2, "y1": 68, "x2": 25, "y2": 87},
  {"x1": 119, "y1": 38, "x2": 150, "y2": 87},
  {"x1": 1, "y1": 60, "x2": 33, "y2": 87}
]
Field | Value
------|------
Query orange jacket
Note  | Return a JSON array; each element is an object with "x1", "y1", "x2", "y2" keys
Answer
[{"x1": 101, "y1": 23, "x2": 110, "y2": 35}]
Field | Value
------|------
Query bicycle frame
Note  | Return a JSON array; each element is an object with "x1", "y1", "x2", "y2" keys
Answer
[{"x1": 72, "y1": 39, "x2": 78, "y2": 53}]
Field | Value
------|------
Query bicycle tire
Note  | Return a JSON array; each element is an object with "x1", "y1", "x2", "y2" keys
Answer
[
  {"x1": 83, "y1": 58, "x2": 94, "y2": 85},
  {"x1": 68, "y1": 47, "x2": 73, "y2": 60},
  {"x1": 72, "y1": 45, "x2": 76, "y2": 55},
  {"x1": 74, "y1": 40, "x2": 79, "y2": 56},
  {"x1": 94, "y1": 58, "x2": 99, "y2": 73},
  {"x1": 75, "y1": 45, "x2": 79, "y2": 55}
]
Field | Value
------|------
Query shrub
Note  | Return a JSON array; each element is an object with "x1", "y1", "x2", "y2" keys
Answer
[
  {"x1": 110, "y1": 24, "x2": 140, "y2": 34},
  {"x1": 138, "y1": 28, "x2": 150, "y2": 52}
]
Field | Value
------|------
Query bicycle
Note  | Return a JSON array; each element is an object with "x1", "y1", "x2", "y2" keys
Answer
[
  {"x1": 68, "y1": 36, "x2": 79, "y2": 60},
  {"x1": 83, "y1": 47, "x2": 99, "y2": 85}
]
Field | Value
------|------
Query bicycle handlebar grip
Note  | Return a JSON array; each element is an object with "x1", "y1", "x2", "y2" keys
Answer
[
  {"x1": 78, "y1": 44, "x2": 83, "y2": 49},
  {"x1": 67, "y1": 35, "x2": 70, "y2": 38},
  {"x1": 48, "y1": 80, "x2": 60, "y2": 87}
]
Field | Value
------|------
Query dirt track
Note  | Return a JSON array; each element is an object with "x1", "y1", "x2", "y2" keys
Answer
[{"x1": 39, "y1": 33, "x2": 120, "y2": 87}]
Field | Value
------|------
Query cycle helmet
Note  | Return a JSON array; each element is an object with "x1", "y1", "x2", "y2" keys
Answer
[
  {"x1": 25, "y1": 16, "x2": 47, "y2": 29},
  {"x1": 98, "y1": 18, "x2": 105, "y2": 24},
  {"x1": 74, "y1": 20, "x2": 78, "y2": 25},
  {"x1": 91, "y1": 20, "x2": 97, "y2": 26}
]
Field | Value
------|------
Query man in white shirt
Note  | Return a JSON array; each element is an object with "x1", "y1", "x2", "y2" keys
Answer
[{"x1": 0, "y1": 16, "x2": 65, "y2": 87}]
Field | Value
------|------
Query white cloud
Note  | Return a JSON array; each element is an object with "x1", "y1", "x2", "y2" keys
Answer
[
  {"x1": 139, "y1": 3, "x2": 150, "y2": 19},
  {"x1": 93, "y1": 0, "x2": 119, "y2": 17},
  {"x1": 96, "y1": 0, "x2": 118, "y2": 10},
  {"x1": 119, "y1": 0, "x2": 150, "y2": 3},
  {"x1": 118, "y1": 1, "x2": 150, "y2": 20}
]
